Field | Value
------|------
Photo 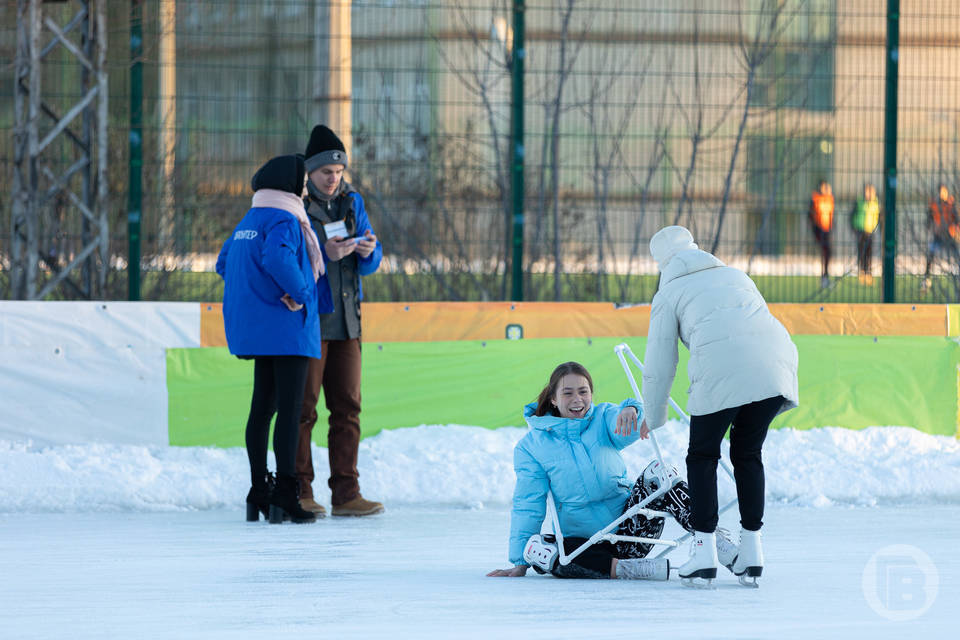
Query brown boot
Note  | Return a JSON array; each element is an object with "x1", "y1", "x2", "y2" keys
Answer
[
  {"x1": 299, "y1": 497, "x2": 327, "y2": 518},
  {"x1": 331, "y1": 495, "x2": 384, "y2": 517}
]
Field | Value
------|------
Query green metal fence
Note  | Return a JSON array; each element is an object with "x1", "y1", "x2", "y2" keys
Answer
[{"x1": 3, "y1": 0, "x2": 960, "y2": 303}]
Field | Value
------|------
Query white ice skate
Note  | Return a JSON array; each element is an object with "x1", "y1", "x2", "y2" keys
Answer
[
  {"x1": 615, "y1": 557, "x2": 670, "y2": 581},
  {"x1": 716, "y1": 528, "x2": 739, "y2": 574},
  {"x1": 640, "y1": 460, "x2": 680, "y2": 494},
  {"x1": 731, "y1": 528, "x2": 763, "y2": 588},
  {"x1": 523, "y1": 534, "x2": 559, "y2": 574},
  {"x1": 677, "y1": 531, "x2": 718, "y2": 589}
]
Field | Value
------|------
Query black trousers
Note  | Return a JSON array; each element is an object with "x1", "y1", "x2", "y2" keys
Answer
[
  {"x1": 246, "y1": 356, "x2": 309, "y2": 480},
  {"x1": 812, "y1": 227, "x2": 831, "y2": 277},
  {"x1": 686, "y1": 395, "x2": 785, "y2": 533},
  {"x1": 856, "y1": 231, "x2": 873, "y2": 274}
]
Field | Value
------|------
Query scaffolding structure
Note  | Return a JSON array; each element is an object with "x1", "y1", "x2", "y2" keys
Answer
[{"x1": 11, "y1": 0, "x2": 108, "y2": 300}]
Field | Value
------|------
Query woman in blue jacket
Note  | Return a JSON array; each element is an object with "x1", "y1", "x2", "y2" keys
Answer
[
  {"x1": 216, "y1": 154, "x2": 331, "y2": 524},
  {"x1": 487, "y1": 362, "x2": 737, "y2": 580}
]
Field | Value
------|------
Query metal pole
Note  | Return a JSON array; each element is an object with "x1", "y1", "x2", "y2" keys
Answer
[
  {"x1": 96, "y1": 3, "x2": 109, "y2": 294},
  {"x1": 128, "y1": 0, "x2": 143, "y2": 301},
  {"x1": 882, "y1": 0, "x2": 899, "y2": 303},
  {"x1": 11, "y1": 0, "x2": 36, "y2": 299},
  {"x1": 157, "y1": 0, "x2": 176, "y2": 255},
  {"x1": 81, "y1": 4, "x2": 93, "y2": 296},
  {"x1": 510, "y1": 0, "x2": 525, "y2": 302}
]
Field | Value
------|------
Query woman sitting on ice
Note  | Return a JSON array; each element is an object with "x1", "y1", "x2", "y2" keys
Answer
[{"x1": 487, "y1": 361, "x2": 738, "y2": 581}]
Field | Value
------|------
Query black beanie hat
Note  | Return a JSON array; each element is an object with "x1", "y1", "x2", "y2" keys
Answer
[
  {"x1": 304, "y1": 124, "x2": 348, "y2": 172},
  {"x1": 250, "y1": 154, "x2": 306, "y2": 195}
]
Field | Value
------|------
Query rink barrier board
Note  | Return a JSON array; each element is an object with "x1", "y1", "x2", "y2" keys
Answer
[{"x1": 193, "y1": 302, "x2": 960, "y2": 443}]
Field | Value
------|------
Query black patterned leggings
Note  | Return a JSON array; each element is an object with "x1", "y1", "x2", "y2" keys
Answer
[{"x1": 550, "y1": 476, "x2": 692, "y2": 579}]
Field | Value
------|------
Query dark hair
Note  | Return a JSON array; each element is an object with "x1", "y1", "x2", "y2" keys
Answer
[{"x1": 534, "y1": 361, "x2": 594, "y2": 417}]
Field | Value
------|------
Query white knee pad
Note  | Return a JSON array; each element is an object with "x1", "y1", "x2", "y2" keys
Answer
[{"x1": 523, "y1": 534, "x2": 559, "y2": 574}]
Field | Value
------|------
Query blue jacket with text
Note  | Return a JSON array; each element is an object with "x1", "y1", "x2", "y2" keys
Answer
[{"x1": 216, "y1": 206, "x2": 331, "y2": 358}]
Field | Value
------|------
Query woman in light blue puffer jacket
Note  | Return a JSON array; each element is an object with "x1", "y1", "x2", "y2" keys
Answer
[{"x1": 487, "y1": 362, "x2": 728, "y2": 580}]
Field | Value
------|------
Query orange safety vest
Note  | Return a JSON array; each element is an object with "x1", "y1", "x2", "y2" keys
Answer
[
  {"x1": 811, "y1": 191, "x2": 834, "y2": 232},
  {"x1": 930, "y1": 197, "x2": 960, "y2": 240}
]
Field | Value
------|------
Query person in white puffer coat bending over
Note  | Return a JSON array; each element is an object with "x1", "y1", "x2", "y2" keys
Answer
[{"x1": 639, "y1": 225, "x2": 799, "y2": 588}]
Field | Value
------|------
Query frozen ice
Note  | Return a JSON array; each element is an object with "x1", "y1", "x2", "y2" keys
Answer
[{"x1": 0, "y1": 421, "x2": 957, "y2": 638}]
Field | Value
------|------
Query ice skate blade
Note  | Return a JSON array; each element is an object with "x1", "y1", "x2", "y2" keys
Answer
[
  {"x1": 680, "y1": 576, "x2": 716, "y2": 590},
  {"x1": 737, "y1": 567, "x2": 760, "y2": 589},
  {"x1": 735, "y1": 565, "x2": 761, "y2": 588},
  {"x1": 737, "y1": 575, "x2": 760, "y2": 588}
]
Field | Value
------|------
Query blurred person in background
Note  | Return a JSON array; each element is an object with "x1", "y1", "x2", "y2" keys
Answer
[
  {"x1": 850, "y1": 183, "x2": 881, "y2": 286},
  {"x1": 808, "y1": 179, "x2": 835, "y2": 289},
  {"x1": 923, "y1": 183, "x2": 959, "y2": 292}
]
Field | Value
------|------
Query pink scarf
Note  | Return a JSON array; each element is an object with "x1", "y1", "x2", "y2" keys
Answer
[{"x1": 251, "y1": 189, "x2": 324, "y2": 280}]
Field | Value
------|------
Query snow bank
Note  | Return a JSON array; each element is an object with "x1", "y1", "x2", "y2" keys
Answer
[{"x1": 0, "y1": 422, "x2": 957, "y2": 513}]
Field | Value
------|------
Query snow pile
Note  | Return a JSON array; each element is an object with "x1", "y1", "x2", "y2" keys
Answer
[{"x1": 0, "y1": 422, "x2": 958, "y2": 513}]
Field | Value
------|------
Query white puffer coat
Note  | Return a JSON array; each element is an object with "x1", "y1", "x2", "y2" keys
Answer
[{"x1": 642, "y1": 247, "x2": 799, "y2": 429}]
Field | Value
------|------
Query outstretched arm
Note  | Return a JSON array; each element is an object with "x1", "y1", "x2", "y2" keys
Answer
[{"x1": 642, "y1": 294, "x2": 680, "y2": 431}]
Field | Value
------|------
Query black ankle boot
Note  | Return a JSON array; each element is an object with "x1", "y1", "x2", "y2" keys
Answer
[
  {"x1": 246, "y1": 472, "x2": 275, "y2": 522},
  {"x1": 269, "y1": 474, "x2": 316, "y2": 524}
]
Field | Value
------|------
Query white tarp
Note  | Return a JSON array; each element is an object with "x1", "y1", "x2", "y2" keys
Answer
[{"x1": 0, "y1": 302, "x2": 201, "y2": 445}]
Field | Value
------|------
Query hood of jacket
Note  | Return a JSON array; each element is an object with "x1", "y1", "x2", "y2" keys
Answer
[{"x1": 659, "y1": 248, "x2": 726, "y2": 287}]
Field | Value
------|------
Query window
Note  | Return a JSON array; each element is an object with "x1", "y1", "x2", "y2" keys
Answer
[{"x1": 747, "y1": 0, "x2": 836, "y2": 112}]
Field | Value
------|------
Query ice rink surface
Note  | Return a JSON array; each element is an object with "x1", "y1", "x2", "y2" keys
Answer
[
  {"x1": 1, "y1": 422, "x2": 957, "y2": 638},
  {"x1": 2, "y1": 503, "x2": 956, "y2": 639}
]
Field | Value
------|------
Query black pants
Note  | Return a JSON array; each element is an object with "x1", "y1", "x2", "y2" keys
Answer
[
  {"x1": 856, "y1": 231, "x2": 873, "y2": 274},
  {"x1": 550, "y1": 477, "x2": 692, "y2": 579},
  {"x1": 813, "y1": 227, "x2": 831, "y2": 277},
  {"x1": 246, "y1": 356, "x2": 309, "y2": 481},
  {"x1": 687, "y1": 395, "x2": 785, "y2": 533}
]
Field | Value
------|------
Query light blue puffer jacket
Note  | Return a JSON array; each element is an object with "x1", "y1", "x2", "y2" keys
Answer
[{"x1": 508, "y1": 398, "x2": 643, "y2": 566}]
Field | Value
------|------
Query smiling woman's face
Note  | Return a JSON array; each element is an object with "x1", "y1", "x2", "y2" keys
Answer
[{"x1": 552, "y1": 373, "x2": 592, "y2": 419}]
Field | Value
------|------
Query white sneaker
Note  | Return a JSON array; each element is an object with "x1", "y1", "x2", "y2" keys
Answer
[
  {"x1": 716, "y1": 528, "x2": 739, "y2": 573},
  {"x1": 678, "y1": 531, "x2": 718, "y2": 587},
  {"x1": 732, "y1": 528, "x2": 763, "y2": 588},
  {"x1": 522, "y1": 534, "x2": 559, "y2": 574},
  {"x1": 615, "y1": 557, "x2": 670, "y2": 581}
]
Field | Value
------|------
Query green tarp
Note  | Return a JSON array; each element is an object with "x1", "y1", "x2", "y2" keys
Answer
[{"x1": 166, "y1": 336, "x2": 960, "y2": 447}]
